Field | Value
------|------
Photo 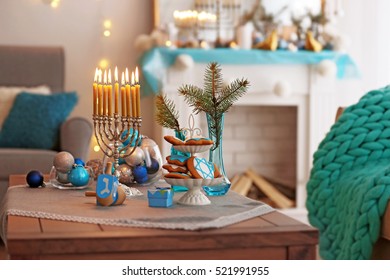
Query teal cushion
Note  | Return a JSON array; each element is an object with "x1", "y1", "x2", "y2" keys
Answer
[{"x1": 0, "y1": 92, "x2": 78, "y2": 149}]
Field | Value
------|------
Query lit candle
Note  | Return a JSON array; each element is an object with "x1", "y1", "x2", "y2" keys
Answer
[
  {"x1": 93, "y1": 68, "x2": 98, "y2": 115},
  {"x1": 135, "y1": 67, "x2": 141, "y2": 117},
  {"x1": 114, "y1": 66, "x2": 119, "y2": 114},
  {"x1": 98, "y1": 70, "x2": 103, "y2": 115},
  {"x1": 120, "y1": 72, "x2": 126, "y2": 116},
  {"x1": 103, "y1": 69, "x2": 108, "y2": 116},
  {"x1": 125, "y1": 68, "x2": 131, "y2": 117},
  {"x1": 131, "y1": 71, "x2": 137, "y2": 117},
  {"x1": 107, "y1": 68, "x2": 112, "y2": 116}
]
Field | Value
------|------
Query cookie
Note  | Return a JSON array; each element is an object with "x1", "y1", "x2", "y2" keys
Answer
[
  {"x1": 164, "y1": 172, "x2": 191, "y2": 179},
  {"x1": 163, "y1": 164, "x2": 188, "y2": 173},
  {"x1": 187, "y1": 156, "x2": 215, "y2": 179},
  {"x1": 164, "y1": 135, "x2": 185, "y2": 146},
  {"x1": 185, "y1": 137, "x2": 214, "y2": 146},
  {"x1": 166, "y1": 155, "x2": 189, "y2": 166},
  {"x1": 213, "y1": 164, "x2": 221, "y2": 178}
]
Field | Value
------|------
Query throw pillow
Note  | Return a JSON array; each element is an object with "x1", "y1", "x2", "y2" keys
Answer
[
  {"x1": 0, "y1": 92, "x2": 78, "y2": 150},
  {"x1": 0, "y1": 85, "x2": 51, "y2": 131}
]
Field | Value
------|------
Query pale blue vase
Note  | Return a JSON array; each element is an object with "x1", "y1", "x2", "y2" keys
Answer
[{"x1": 203, "y1": 113, "x2": 231, "y2": 196}]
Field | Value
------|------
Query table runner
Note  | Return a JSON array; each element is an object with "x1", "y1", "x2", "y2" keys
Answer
[{"x1": 0, "y1": 183, "x2": 274, "y2": 242}]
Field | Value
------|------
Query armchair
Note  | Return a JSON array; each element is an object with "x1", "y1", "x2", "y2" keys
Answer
[{"x1": 0, "y1": 45, "x2": 92, "y2": 202}]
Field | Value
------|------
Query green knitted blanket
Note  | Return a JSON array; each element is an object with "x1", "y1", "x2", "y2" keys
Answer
[{"x1": 307, "y1": 86, "x2": 390, "y2": 259}]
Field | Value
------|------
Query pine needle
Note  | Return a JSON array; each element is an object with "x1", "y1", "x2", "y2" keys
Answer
[{"x1": 155, "y1": 94, "x2": 181, "y2": 131}]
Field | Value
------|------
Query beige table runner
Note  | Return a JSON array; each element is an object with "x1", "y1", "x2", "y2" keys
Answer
[{"x1": 0, "y1": 183, "x2": 274, "y2": 242}]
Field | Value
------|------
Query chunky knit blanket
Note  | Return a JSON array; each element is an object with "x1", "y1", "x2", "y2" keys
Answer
[{"x1": 307, "y1": 86, "x2": 390, "y2": 259}]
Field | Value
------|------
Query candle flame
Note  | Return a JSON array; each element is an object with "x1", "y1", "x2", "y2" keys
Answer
[
  {"x1": 108, "y1": 69, "x2": 112, "y2": 84},
  {"x1": 114, "y1": 66, "x2": 118, "y2": 82},
  {"x1": 98, "y1": 69, "x2": 102, "y2": 83},
  {"x1": 121, "y1": 72, "x2": 125, "y2": 85},
  {"x1": 131, "y1": 71, "x2": 135, "y2": 85},
  {"x1": 135, "y1": 67, "x2": 139, "y2": 84},
  {"x1": 94, "y1": 68, "x2": 99, "y2": 82},
  {"x1": 125, "y1": 68, "x2": 129, "y2": 84},
  {"x1": 103, "y1": 69, "x2": 107, "y2": 84}
]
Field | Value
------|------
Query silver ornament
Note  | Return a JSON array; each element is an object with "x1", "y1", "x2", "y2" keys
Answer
[
  {"x1": 140, "y1": 137, "x2": 160, "y2": 159},
  {"x1": 86, "y1": 159, "x2": 103, "y2": 180},
  {"x1": 116, "y1": 164, "x2": 134, "y2": 185},
  {"x1": 125, "y1": 147, "x2": 145, "y2": 166},
  {"x1": 53, "y1": 151, "x2": 74, "y2": 173},
  {"x1": 56, "y1": 171, "x2": 69, "y2": 184}
]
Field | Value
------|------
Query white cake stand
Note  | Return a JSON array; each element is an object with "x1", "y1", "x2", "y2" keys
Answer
[{"x1": 164, "y1": 177, "x2": 223, "y2": 206}]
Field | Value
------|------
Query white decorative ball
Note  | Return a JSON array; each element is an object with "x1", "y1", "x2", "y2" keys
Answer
[
  {"x1": 317, "y1": 59, "x2": 337, "y2": 78},
  {"x1": 150, "y1": 29, "x2": 165, "y2": 46},
  {"x1": 174, "y1": 54, "x2": 194, "y2": 70},
  {"x1": 53, "y1": 151, "x2": 74, "y2": 173},
  {"x1": 273, "y1": 81, "x2": 291, "y2": 97},
  {"x1": 134, "y1": 34, "x2": 154, "y2": 52},
  {"x1": 125, "y1": 147, "x2": 145, "y2": 166}
]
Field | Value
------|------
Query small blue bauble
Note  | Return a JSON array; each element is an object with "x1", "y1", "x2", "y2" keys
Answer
[
  {"x1": 68, "y1": 166, "x2": 90, "y2": 186},
  {"x1": 121, "y1": 128, "x2": 140, "y2": 147},
  {"x1": 147, "y1": 158, "x2": 160, "y2": 174},
  {"x1": 26, "y1": 170, "x2": 44, "y2": 188},
  {"x1": 74, "y1": 158, "x2": 85, "y2": 166},
  {"x1": 133, "y1": 165, "x2": 147, "y2": 180},
  {"x1": 135, "y1": 175, "x2": 148, "y2": 184}
]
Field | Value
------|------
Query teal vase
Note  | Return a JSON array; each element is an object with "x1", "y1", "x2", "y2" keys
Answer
[
  {"x1": 203, "y1": 113, "x2": 231, "y2": 196},
  {"x1": 171, "y1": 130, "x2": 189, "y2": 192}
]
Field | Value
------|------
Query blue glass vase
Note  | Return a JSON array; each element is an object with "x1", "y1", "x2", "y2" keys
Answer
[
  {"x1": 203, "y1": 113, "x2": 231, "y2": 196},
  {"x1": 171, "y1": 130, "x2": 190, "y2": 192}
]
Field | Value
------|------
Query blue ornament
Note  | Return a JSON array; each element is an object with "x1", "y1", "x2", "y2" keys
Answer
[
  {"x1": 26, "y1": 170, "x2": 44, "y2": 188},
  {"x1": 121, "y1": 128, "x2": 140, "y2": 147},
  {"x1": 136, "y1": 175, "x2": 149, "y2": 184},
  {"x1": 68, "y1": 166, "x2": 90, "y2": 186},
  {"x1": 147, "y1": 158, "x2": 160, "y2": 174},
  {"x1": 74, "y1": 158, "x2": 85, "y2": 166},
  {"x1": 133, "y1": 165, "x2": 147, "y2": 181}
]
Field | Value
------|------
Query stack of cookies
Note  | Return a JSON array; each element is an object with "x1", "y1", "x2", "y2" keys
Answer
[{"x1": 162, "y1": 135, "x2": 221, "y2": 180}]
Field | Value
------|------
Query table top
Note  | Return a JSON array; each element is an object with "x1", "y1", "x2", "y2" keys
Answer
[{"x1": 5, "y1": 175, "x2": 318, "y2": 260}]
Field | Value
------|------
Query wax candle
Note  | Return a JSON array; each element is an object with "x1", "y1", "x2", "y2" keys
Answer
[
  {"x1": 121, "y1": 72, "x2": 126, "y2": 116},
  {"x1": 107, "y1": 68, "x2": 112, "y2": 116},
  {"x1": 98, "y1": 70, "x2": 103, "y2": 115},
  {"x1": 135, "y1": 67, "x2": 141, "y2": 117},
  {"x1": 114, "y1": 66, "x2": 119, "y2": 114},
  {"x1": 103, "y1": 70, "x2": 108, "y2": 116},
  {"x1": 131, "y1": 71, "x2": 137, "y2": 117},
  {"x1": 93, "y1": 68, "x2": 98, "y2": 115},
  {"x1": 125, "y1": 68, "x2": 131, "y2": 117}
]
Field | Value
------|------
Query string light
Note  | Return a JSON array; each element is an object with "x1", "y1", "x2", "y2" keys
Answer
[
  {"x1": 98, "y1": 59, "x2": 109, "y2": 69},
  {"x1": 103, "y1": 19, "x2": 112, "y2": 37},
  {"x1": 50, "y1": 0, "x2": 60, "y2": 8}
]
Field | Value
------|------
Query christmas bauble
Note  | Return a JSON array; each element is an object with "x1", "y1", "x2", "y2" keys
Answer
[
  {"x1": 74, "y1": 158, "x2": 85, "y2": 166},
  {"x1": 146, "y1": 158, "x2": 160, "y2": 175},
  {"x1": 56, "y1": 171, "x2": 69, "y2": 184},
  {"x1": 133, "y1": 165, "x2": 147, "y2": 182},
  {"x1": 140, "y1": 137, "x2": 158, "y2": 157},
  {"x1": 68, "y1": 166, "x2": 90, "y2": 186},
  {"x1": 53, "y1": 151, "x2": 74, "y2": 173},
  {"x1": 26, "y1": 170, "x2": 44, "y2": 188},
  {"x1": 86, "y1": 159, "x2": 103, "y2": 180},
  {"x1": 135, "y1": 175, "x2": 149, "y2": 184},
  {"x1": 115, "y1": 164, "x2": 134, "y2": 185},
  {"x1": 125, "y1": 147, "x2": 145, "y2": 166}
]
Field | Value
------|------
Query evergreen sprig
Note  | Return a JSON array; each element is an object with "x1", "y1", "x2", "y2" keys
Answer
[
  {"x1": 179, "y1": 62, "x2": 250, "y2": 150},
  {"x1": 155, "y1": 94, "x2": 181, "y2": 131}
]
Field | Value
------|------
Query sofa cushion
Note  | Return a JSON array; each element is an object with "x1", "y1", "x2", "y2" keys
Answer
[
  {"x1": 0, "y1": 85, "x2": 51, "y2": 131},
  {"x1": 0, "y1": 92, "x2": 78, "y2": 150}
]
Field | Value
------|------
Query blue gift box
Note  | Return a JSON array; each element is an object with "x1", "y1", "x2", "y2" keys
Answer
[{"x1": 147, "y1": 187, "x2": 173, "y2": 208}]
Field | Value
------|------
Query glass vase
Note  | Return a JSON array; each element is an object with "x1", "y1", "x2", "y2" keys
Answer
[
  {"x1": 171, "y1": 130, "x2": 190, "y2": 192},
  {"x1": 203, "y1": 113, "x2": 231, "y2": 196}
]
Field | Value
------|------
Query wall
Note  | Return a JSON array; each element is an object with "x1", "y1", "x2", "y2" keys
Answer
[{"x1": 0, "y1": 0, "x2": 154, "y2": 159}]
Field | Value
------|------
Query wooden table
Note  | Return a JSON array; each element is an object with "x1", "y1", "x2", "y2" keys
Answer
[{"x1": 4, "y1": 175, "x2": 318, "y2": 260}]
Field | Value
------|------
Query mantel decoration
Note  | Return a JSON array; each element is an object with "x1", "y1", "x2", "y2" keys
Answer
[
  {"x1": 92, "y1": 66, "x2": 157, "y2": 196},
  {"x1": 156, "y1": 62, "x2": 249, "y2": 201}
]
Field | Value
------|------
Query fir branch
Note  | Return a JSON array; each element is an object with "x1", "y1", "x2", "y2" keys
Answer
[
  {"x1": 204, "y1": 62, "x2": 223, "y2": 103},
  {"x1": 217, "y1": 78, "x2": 250, "y2": 113},
  {"x1": 178, "y1": 84, "x2": 212, "y2": 114},
  {"x1": 155, "y1": 94, "x2": 181, "y2": 131}
]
